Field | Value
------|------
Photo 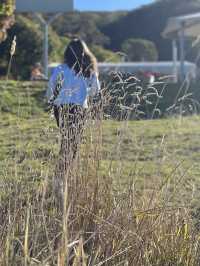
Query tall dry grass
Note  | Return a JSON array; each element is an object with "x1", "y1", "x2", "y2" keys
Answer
[{"x1": 1, "y1": 78, "x2": 200, "y2": 266}]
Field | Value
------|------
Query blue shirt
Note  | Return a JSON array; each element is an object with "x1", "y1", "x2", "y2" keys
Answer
[{"x1": 46, "y1": 64, "x2": 101, "y2": 108}]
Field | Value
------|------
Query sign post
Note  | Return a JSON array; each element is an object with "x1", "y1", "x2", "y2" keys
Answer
[{"x1": 16, "y1": 0, "x2": 74, "y2": 78}]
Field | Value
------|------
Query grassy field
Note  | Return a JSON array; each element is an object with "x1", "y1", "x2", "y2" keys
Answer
[
  {"x1": 1, "y1": 80, "x2": 200, "y2": 265},
  {"x1": 1, "y1": 81, "x2": 200, "y2": 205}
]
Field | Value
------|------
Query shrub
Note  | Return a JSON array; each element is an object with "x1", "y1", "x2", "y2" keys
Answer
[
  {"x1": 0, "y1": 0, "x2": 15, "y2": 43},
  {"x1": 0, "y1": 15, "x2": 70, "y2": 79},
  {"x1": 91, "y1": 45, "x2": 121, "y2": 62},
  {"x1": 121, "y1": 38, "x2": 158, "y2": 61}
]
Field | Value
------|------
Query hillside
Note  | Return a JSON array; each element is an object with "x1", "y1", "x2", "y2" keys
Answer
[
  {"x1": 51, "y1": 11, "x2": 127, "y2": 46},
  {"x1": 102, "y1": 0, "x2": 200, "y2": 60},
  {"x1": 50, "y1": 0, "x2": 200, "y2": 61}
]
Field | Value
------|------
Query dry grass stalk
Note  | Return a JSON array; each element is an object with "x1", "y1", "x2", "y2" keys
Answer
[{"x1": 1, "y1": 78, "x2": 200, "y2": 265}]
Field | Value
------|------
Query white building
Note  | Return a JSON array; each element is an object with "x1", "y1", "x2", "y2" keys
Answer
[
  {"x1": 98, "y1": 61, "x2": 197, "y2": 81},
  {"x1": 163, "y1": 12, "x2": 200, "y2": 81},
  {"x1": 48, "y1": 61, "x2": 197, "y2": 82}
]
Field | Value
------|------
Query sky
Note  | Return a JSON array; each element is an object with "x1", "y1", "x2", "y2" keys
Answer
[{"x1": 75, "y1": 0, "x2": 154, "y2": 11}]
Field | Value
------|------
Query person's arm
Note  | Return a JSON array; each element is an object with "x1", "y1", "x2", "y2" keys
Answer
[
  {"x1": 87, "y1": 72, "x2": 101, "y2": 97},
  {"x1": 46, "y1": 68, "x2": 59, "y2": 102},
  {"x1": 46, "y1": 69, "x2": 57, "y2": 102}
]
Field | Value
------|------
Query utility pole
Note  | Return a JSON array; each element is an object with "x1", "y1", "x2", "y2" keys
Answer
[{"x1": 34, "y1": 13, "x2": 62, "y2": 78}]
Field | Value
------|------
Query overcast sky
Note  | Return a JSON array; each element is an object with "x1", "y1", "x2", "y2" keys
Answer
[{"x1": 75, "y1": 0, "x2": 154, "y2": 11}]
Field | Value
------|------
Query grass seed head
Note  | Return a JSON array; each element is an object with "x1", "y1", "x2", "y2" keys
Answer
[{"x1": 10, "y1": 35, "x2": 16, "y2": 56}]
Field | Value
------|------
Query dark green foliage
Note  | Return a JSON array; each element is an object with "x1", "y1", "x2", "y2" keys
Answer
[
  {"x1": 54, "y1": 12, "x2": 109, "y2": 46},
  {"x1": 0, "y1": 0, "x2": 15, "y2": 16},
  {"x1": 2, "y1": 0, "x2": 200, "y2": 79},
  {"x1": 0, "y1": 15, "x2": 43, "y2": 79},
  {"x1": 90, "y1": 45, "x2": 120, "y2": 62},
  {"x1": 103, "y1": 72, "x2": 200, "y2": 120},
  {"x1": 51, "y1": 11, "x2": 126, "y2": 46},
  {"x1": 121, "y1": 38, "x2": 158, "y2": 61},
  {"x1": 50, "y1": 1, "x2": 200, "y2": 62},
  {"x1": 101, "y1": 0, "x2": 200, "y2": 60},
  {"x1": 0, "y1": 0, "x2": 15, "y2": 43},
  {"x1": 0, "y1": 14, "x2": 121, "y2": 79},
  {"x1": 0, "y1": 15, "x2": 70, "y2": 79}
]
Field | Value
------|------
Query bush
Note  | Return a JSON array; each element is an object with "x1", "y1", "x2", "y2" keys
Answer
[
  {"x1": 0, "y1": 0, "x2": 15, "y2": 43},
  {"x1": 91, "y1": 45, "x2": 121, "y2": 62},
  {"x1": 0, "y1": 15, "x2": 43, "y2": 79},
  {"x1": 0, "y1": 0, "x2": 15, "y2": 17},
  {"x1": 0, "y1": 15, "x2": 70, "y2": 79},
  {"x1": 121, "y1": 38, "x2": 158, "y2": 61}
]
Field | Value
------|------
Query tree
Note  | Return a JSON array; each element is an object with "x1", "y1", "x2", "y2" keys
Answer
[
  {"x1": 102, "y1": 0, "x2": 200, "y2": 60},
  {"x1": 90, "y1": 45, "x2": 121, "y2": 62},
  {"x1": 0, "y1": 15, "x2": 44, "y2": 79},
  {"x1": 0, "y1": 15, "x2": 70, "y2": 79},
  {"x1": 121, "y1": 38, "x2": 158, "y2": 61},
  {"x1": 0, "y1": 0, "x2": 15, "y2": 43},
  {"x1": 52, "y1": 12, "x2": 110, "y2": 46}
]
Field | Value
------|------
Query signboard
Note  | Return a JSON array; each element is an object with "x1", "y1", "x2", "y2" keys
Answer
[{"x1": 16, "y1": 0, "x2": 74, "y2": 13}]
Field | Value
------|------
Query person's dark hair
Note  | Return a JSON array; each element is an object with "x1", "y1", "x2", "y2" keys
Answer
[{"x1": 64, "y1": 38, "x2": 98, "y2": 78}]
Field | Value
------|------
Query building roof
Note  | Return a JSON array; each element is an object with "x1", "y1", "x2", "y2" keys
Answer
[{"x1": 162, "y1": 12, "x2": 200, "y2": 39}]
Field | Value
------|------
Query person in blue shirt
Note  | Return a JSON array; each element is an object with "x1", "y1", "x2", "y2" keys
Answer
[{"x1": 47, "y1": 38, "x2": 101, "y2": 159}]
